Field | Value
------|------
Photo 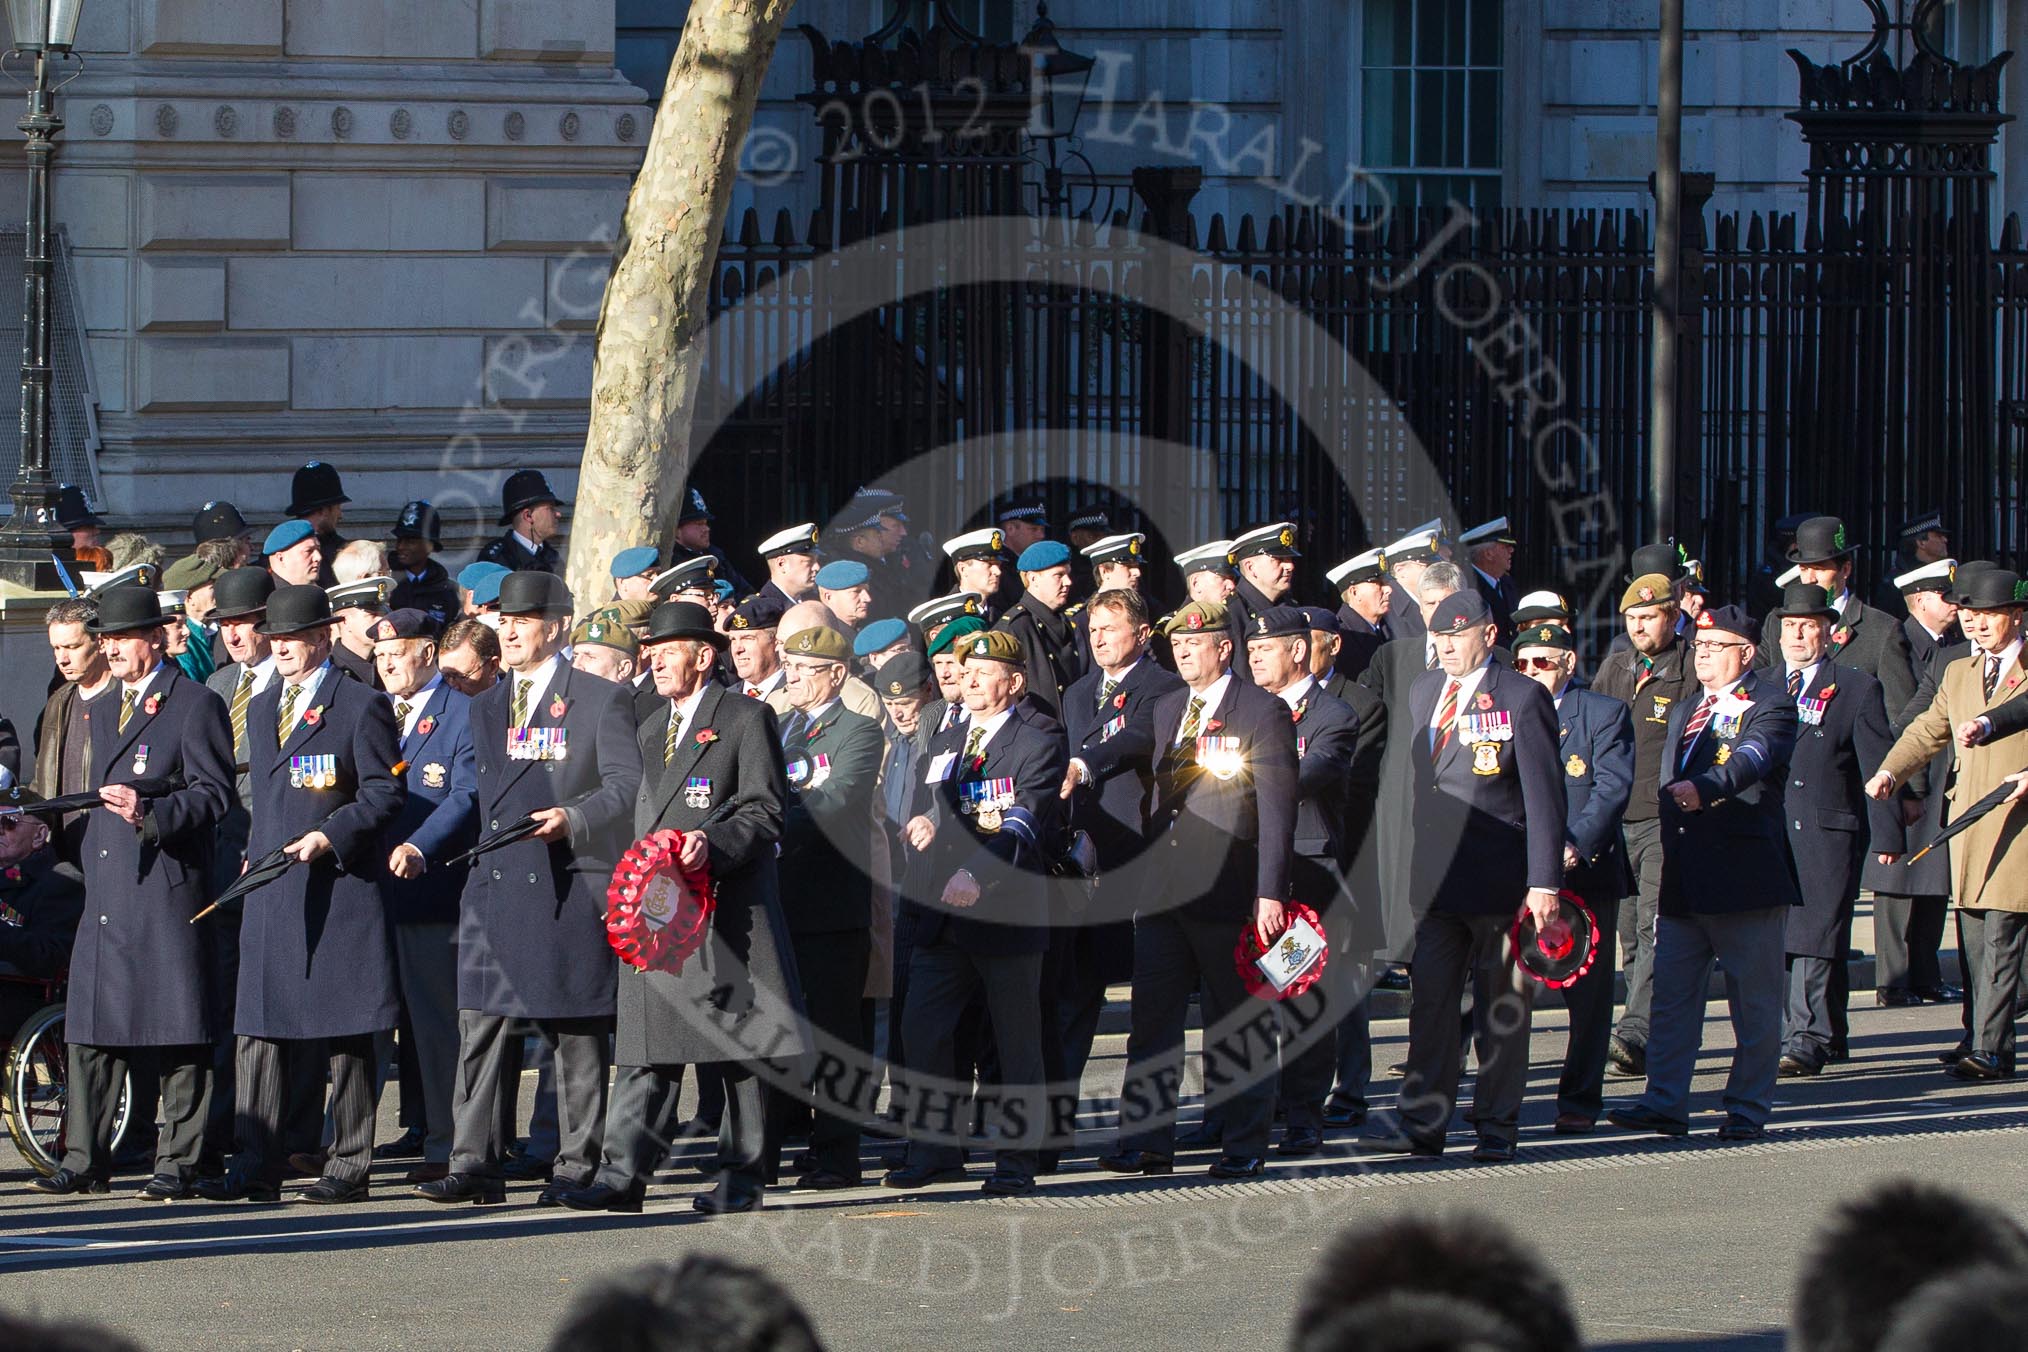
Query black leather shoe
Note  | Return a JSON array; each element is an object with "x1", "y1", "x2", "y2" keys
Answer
[
  {"x1": 1948, "y1": 1052, "x2": 2012, "y2": 1081},
  {"x1": 1877, "y1": 988, "x2": 1923, "y2": 1008},
  {"x1": 1095, "y1": 1150, "x2": 1173, "y2": 1176},
  {"x1": 1914, "y1": 984, "x2": 1963, "y2": 1003},
  {"x1": 1470, "y1": 1138, "x2": 1516, "y2": 1164},
  {"x1": 298, "y1": 1175, "x2": 369, "y2": 1204},
  {"x1": 555, "y1": 1181, "x2": 644, "y2": 1213},
  {"x1": 1716, "y1": 1115, "x2": 1764, "y2": 1142},
  {"x1": 795, "y1": 1169, "x2": 860, "y2": 1191},
  {"x1": 1778, "y1": 1054, "x2": 1821, "y2": 1078},
  {"x1": 498, "y1": 1153, "x2": 555, "y2": 1182},
  {"x1": 536, "y1": 1178, "x2": 587, "y2": 1207},
  {"x1": 1605, "y1": 1105, "x2": 1690, "y2": 1137},
  {"x1": 1321, "y1": 1102, "x2": 1367, "y2": 1128},
  {"x1": 1353, "y1": 1131, "x2": 1442, "y2": 1158},
  {"x1": 1377, "y1": 967, "x2": 1411, "y2": 991},
  {"x1": 1208, "y1": 1154, "x2": 1265, "y2": 1179},
  {"x1": 1607, "y1": 1036, "x2": 1646, "y2": 1077},
  {"x1": 980, "y1": 1172, "x2": 1035, "y2": 1197},
  {"x1": 372, "y1": 1129, "x2": 426, "y2": 1160},
  {"x1": 694, "y1": 1185, "x2": 762, "y2": 1215},
  {"x1": 1036, "y1": 1152, "x2": 1060, "y2": 1176},
  {"x1": 415, "y1": 1172, "x2": 506, "y2": 1205},
  {"x1": 29, "y1": 1168, "x2": 109, "y2": 1197},
  {"x1": 1277, "y1": 1127, "x2": 1323, "y2": 1157},
  {"x1": 135, "y1": 1173, "x2": 192, "y2": 1201},
  {"x1": 881, "y1": 1164, "x2": 969, "y2": 1189},
  {"x1": 191, "y1": 1174, "x2": 282, "y2": 1202},
  {"x1": 1940, "y1": 1043, "x2": 1971, "y2": 1066},
  {"x1": 1174, "y1": 1121, "x2": 1222, "y2": 1149}
]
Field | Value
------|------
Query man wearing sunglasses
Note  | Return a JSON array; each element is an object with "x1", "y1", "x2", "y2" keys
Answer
[
  {"x1": 1610, "y1": 605, "x2": 1799, "y2": 1142},
  {"x1": 1511, "y1": 624, "x2": 1635, "y2": 1134}
]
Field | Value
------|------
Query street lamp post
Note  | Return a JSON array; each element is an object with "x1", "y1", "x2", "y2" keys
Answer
[
  {"x1": 1019, "y1": 3, "x2": 1096, "y2": 218},
  {"x1": 0, "y1": 0, "x2": 82, "y2": 591}
]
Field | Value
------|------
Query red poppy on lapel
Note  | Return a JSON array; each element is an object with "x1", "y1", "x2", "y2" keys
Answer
[
  {"x1": 1817, "y1": 683, "x2": 1837, "y2": 701},
  {"x1": 2, "y1": 866, "x2": 19, "y2": 883},
  {"x1": 1113, "y1": 692, "x2": 1127, "y2": 709},
  {"x1": 143, "y1": 692, "x2": 162, "y2": 717},
  {"x1": 1830, "y1": 625, "x2": 1852, "y2": 649},
  {"x1": 694, "y1": 728, "x2": 719, "y2": 746},
  {"x1": 549, "y1": 695, "x2": 569, "y2": 720},
  {"x1": 1203, "y1": 719, "x2": 1224, "y2": 734},
  {"x1": 302, "y1": 706, "x2": 323, "y2": 727},
  {"x1": 416, "y1": 715, "x2": 436, "y2": 737},
  {"x1": 1475, "y1": 692, "x2": 1495, "y2": 711}
]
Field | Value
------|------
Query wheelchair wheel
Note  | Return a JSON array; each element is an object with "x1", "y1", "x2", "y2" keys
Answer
[{"x1": 4, "y1": 1003, "x2": 131, "y2": 1178}]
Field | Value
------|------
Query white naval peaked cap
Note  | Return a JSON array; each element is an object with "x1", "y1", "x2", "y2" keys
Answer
[{"x1": 1326, "y1": 547, "x2": 1387, "y2": 588}]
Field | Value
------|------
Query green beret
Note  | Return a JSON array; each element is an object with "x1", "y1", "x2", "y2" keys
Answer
[
  {"x1": 571, "y1": 611, "x2": 639, "y2": 656},
  {"x1": 1160, "y1": 600, "x2": 1229, "y2": 638},
  {"x1": 1512, "y1": 622, "x2": 1573, "y2": 653},
  {"x1": 780, "y1": 625, "x2": 851, "y2": 663},
  {"x1": 927, "y1": 614, "x2": 986, "y2": 658},
  {"x1": 963, "y1": 628, "x2": 1026, "y2": 666}
]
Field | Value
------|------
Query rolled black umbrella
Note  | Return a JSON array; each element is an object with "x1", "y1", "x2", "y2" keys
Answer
[
  {"x1": 188, "y1": 845, "x2": 299, "y2": 923},
  {"x1": 0, "y1": 774, "x2": 188, "y2": 819},
  {"x1": 440, "y1": 814, "x2": 544, "y2": 871},
  {"x1": 1905, "y1": 781, "x2": 2023, "y2": 866}
]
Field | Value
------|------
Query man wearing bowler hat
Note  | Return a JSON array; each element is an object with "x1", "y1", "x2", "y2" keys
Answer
[
  {"x1": 558, "y1": 600, "x2": 797, "y2": 1216},
  {"x1": 31, "y1": 587, "x2": 234, "y2": 1200},
  {"x1": 1759, "y1": 515, "x2": 1915, "y2": 719},
  {"x1": 1610, "y1": 604, "x2": 1799, "y2": 1142},
  {"x1": 389, "y1": 502, "x2": 459, "y2": 627},
  {"x1": 286, "y1": 462, "x2": 350, "y2": 589},
  {"x1": 193, "y1": 584, "x2": 405, "y2": 1203},
  {"x1": 418, "y1": 570, "x2": 641, "y2": 1206},
  {"x1": 479, "y1": 469, "x2": 567, "y2": 574}
]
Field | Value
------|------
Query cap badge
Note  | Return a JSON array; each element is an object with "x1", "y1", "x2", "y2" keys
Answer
[
  {"x1": 1278, "y1": 527, "x2": 1294, "y2": 548},
  {"x1": 1186, "y1": 611, "x2": 1204, "y2": 631},
  {"x1": 1638, "y1": 585, "x2": 1655, "y2": 602}
]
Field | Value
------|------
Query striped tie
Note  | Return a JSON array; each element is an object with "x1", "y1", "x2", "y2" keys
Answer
[
  {"x1": 1177, "y1": 695, "x2": 1205, "y2": 747},
  {"x1": 1678, "y1": 693, "x2": 1719, "y2": 769},
  {"x1": 1985, "y1": 655, "x2": 2001, "y2": 701},
  {"x1": 962, "y1": 725, "x2": 986, "y2": 764},
  {"x1": 1786, "y1": 670, "x2": 1803, "y2": 700},
  {"x1": 664, "y1": 703, "x2": 681, "y2": 765},
  {"x1": 1430, "y1": 680, "x2": 1460, "y2": 761},
  {"x1": 229, "y1": 668, "x2": 255, "y2": 753},
  {"x1": 393, "y1": 700, "x2": 412, "y2": 735},
  {"x1": 276, "y1": 684, "x2": 302, "y2": 742},
  {"x1": 509, "y1": 678, "x2": 530, "y2": 729},
  {"x1": 1097, "y1": 677, "x2": 1119, "y2": 712},
  {"x1": 117, "y1": 688, "x2": 137, "y2": 734}
]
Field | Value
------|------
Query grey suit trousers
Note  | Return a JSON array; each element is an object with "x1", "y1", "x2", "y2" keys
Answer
[{"x1": 447, "y1": 1011, "x2": 609, "y2": 1185}]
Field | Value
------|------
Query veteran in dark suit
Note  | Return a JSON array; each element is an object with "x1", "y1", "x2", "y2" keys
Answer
[
  {"x1": 1359, "y1": 591, "x2": 1566, "y2": 1163},
  {"x1": 1611, "y1": 605, "x2": 1800, "y2": 1142},
  {"x1": 1510, "y1": 623, "x2": 1635, "y2": 1131},
  {"x1": 560, "y1": 602, "x2": 797, "y2": 1217},
  {"x1": 1757, "y1": 516, "x2": 1916, "y2": 719},
  {"x1": 37, "y1": 588, "x2": 234, "y2": 1200},
  {"x1": 419, "y1": 571, "x2": 641, "y2": 1207},
  {"x1": 764, "y1": 622, "x2": 884, "y2": 1191},
  {"x1": 885, "y1": 627, "x2": 1066, "y2": 1196},
  {"x1": 195, "y1": 585, "x2": 404, "y2": 1203},
  {"x1": 371, "y1": 610, "x2": 480, "y2": 1179},
  {"x1": 1057, "y1": 588, "x2": 1183, "y2": 1088},
  {"x1": 1764, "y1": 585, "x2": 1900, "y2": 1076},
  {"x1": 1099, "y1": 599, "x2": 1297, "y2": 1180}
]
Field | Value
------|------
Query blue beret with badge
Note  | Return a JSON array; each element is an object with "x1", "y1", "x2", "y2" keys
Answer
[
  {"x1": 263, "y1": 519, "x2": 314, "y2": 555},
  {"x1": 1017, "y1": 540, "x2": 1071, "y2": 572},
  {"x1": 816, "y1": 560, "x2": 869, "y2": 590},
  {"x1": 853, "y1": 617, "x2": 910, "y2": 656}
]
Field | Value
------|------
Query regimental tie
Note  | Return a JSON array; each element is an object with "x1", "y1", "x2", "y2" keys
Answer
[
  {"x1": 962, "y1": 724, "x2": 986, "y2": 765},
  {"x1": 1786, "y1": 669, "x2": 1803, "y2": 700},
  {"x1": 1634, "y1": 653, "x2": 1655, "y2": 692},
  {"x1": 230, "y1": 667, "x2": 255, "y2": 751},
  {"x1": 509, "y1": 677, "x2": 531, "y2": 729},
  {"x1": 1096, "y1": 676, "x2": 1119, "y2": 711},
  {"x1": 664, "y1": 704, "x2": 681, "y2": 765},
  {"x1": 1430, "y1": 679, "x2": 1459, "y2": 761},
  {"x1": 117, "y1": 688, "x2": 137, "y2": 734},
  {"x1": 1678, "y1": 693, "x2": 1719, "y2": 768},
  {"x1": 1985, "y1": 654, "x2": 2002, "y2": 701},
  {"x1": 393, "y1": 701, "x2": 412, "y2": 736},
  {"x1": 1177, "y1": 695, "x2": 1205, "y2": 747},
  {"x1": 277, "y1": 684, "x2": 302, "y2": 741}
]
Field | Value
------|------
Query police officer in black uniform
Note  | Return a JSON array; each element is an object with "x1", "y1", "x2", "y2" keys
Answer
[
  {"x1": 388, "y1": 502, "x2": 460, "y2": 627},
  {"x1": 478, "y1": 469, "x2": 567, "y2": 573},
  {"x1": 286, "y1": 462, "x2": 350, "y2": 589}
]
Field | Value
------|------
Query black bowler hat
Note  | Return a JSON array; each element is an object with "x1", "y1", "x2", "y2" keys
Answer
[
  {"x1": 192, "y1": 500, "x2": 250, "y2": 544},
  {"x1": 390, "y1": 500, "x2": 442, "y2": 547},
  {"x1": 287, "y1": 461, "x2": 349, "y2": 517},
  {"x1": 642, "y1": 600, "x2": 727, "y2": 649},
  {"x1": 257, "y1": 584, "x2": 335, "y2": 636},
  {"x1": 86, "y1": 585, "x2": 166, "y2": 635},
  {"x1": 1770, "y1": 582, "x2": 1838, "y2": 622},
  {"x1": 499, "y1": 469, "x2": 565, "y2": 525},
  {"x1": 56, "y1": 484, "x2": 101, "y2": 530},
  {"x1": 1787, "y1": 515, "x2": 1858, "y2": 565},
  {"x1": 1627, "y1": 542, "x2": 1683, "y2": 582},
  {"x1": 1956, "y1": 568, "x2": 2028, "y2": 611},
  {"x1": 209, "y1": 567, "x2": 274, "y2": 621},
  {"x1": 498, "y1": 570, "x2": 573, "y2": 618}
]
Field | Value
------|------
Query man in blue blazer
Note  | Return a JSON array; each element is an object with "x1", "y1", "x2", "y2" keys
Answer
[
  {"x1": 371, "y1": 609, "x2": 479, "y2": 1182},
  {"x1": 1098, "y1": 599, "x2": 1298, "y2": 1180},
  {"x1": 1611, "y1": 605, "x2": 1800, "y2": 1142},
  {"x1": 194, "y1": 584, "x2": 405, "y2": 1203},
  {"x1": 1359, "y1": 591, "x2": 1566, "y2": 1163},
  {"x1": 1511, "y1": 622, "x2": 1635, "y2": 1132}
]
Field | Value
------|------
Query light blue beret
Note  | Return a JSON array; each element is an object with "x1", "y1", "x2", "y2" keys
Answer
[
  {"x1": 456, "y1": 561, "x2": 510, "y2": 592},
  {"x1": 262, "y1": 519, "x2": 314, "y2": 555},
  {"x1": 1017, "y1": 540, "x2": 1071, "y2": 572},
  {"x1": 816, "y1": 560, "x2": 870, "y2": 590},
  {"x1": 609, "y1": 545, "x2": 658, "y2": 579},
  {"x1": 853, "y1": 617, "x2": 909, "y2": 656}
]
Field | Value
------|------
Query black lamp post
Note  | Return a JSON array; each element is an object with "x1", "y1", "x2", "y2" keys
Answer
[
  {"x1": 0, "y1": 0, "x2": 81, "y2": 590},
  {"x1": 1019, "y1": 3, "x2": 1097, "y2": 217}
]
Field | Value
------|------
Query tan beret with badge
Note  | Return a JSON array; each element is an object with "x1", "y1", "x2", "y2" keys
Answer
[
  {"x1": 1160, "y1": 599, "x2": 1230, "y2": 637},
  {"x1": 1620, "y1": 572, "x2": 1676, "y2": 613}
]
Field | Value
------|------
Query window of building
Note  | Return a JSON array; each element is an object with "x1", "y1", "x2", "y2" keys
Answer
[
  {"x1": 881, "y1": 0, "x2": 1016, "y2": 43},
  {"x1": 1358, "y1": 0, "x2": 1503, "y2": 212},
  {"x1": 1920, "y1": 0, "x2": 1996, "y2": 64}
]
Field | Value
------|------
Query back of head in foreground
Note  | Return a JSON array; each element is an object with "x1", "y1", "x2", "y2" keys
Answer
[
  {"x1": 1292, "y1": 1211, "x2": 1578, "y2": 1352},
  {"x1": 546, "y1": 1255, "x2": 826, "y2": 1352},
  {"x1": 1293, "y1": 1290, "x2": 1532, "y2": 1352},
  {"x1": 1875, "y1": 1265, "x2": 2028, "y2": 1352},
  {"x1": 1790, "y1": 1179, "x2": 2028, "y2": 1352}
]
